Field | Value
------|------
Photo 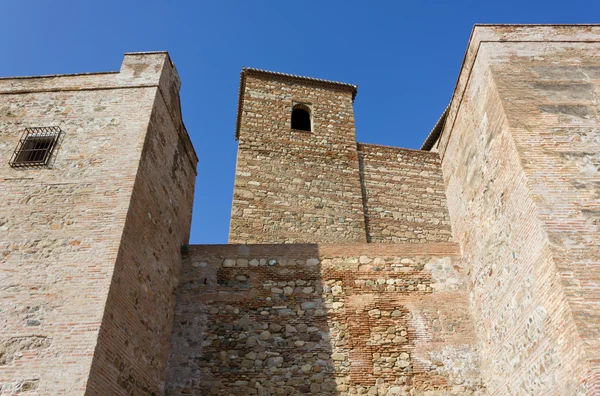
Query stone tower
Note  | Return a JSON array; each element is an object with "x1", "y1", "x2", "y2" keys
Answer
[
  {"x1": 230, "y1": 69, "x2": 367, "y2": 244},
  {"x1": 0, "y1": 53, "x2": 197, "y2": 395},
  {"x1": 432, "y1": 25, "x2": 600, "y2": 394},
  {"x1": 5, "y1": 24, "x2": 600, "y2": 396},
  {"x1": 230, "y1": 68, "x2": 453, "y2": 245}
]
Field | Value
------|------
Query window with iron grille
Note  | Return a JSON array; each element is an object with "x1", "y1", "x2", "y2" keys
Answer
[{"x1": 9, "y1": 126, "x2": 62, "y2": 168}]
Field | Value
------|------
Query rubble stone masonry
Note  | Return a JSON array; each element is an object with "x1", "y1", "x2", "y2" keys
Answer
[
  {"x1": 230, "y1": 71, "x2": 367, "y2": 244},
  {"x1": 166, "y1": 243, "x2": 483, "y2": 395},
  {"x1": 358, "y1": 144, "x2": 452, "y2": 243}
]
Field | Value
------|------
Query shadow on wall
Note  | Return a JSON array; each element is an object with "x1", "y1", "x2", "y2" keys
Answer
[
  {"x1": 165, "y1": 244, "x2": 341, "y2": 395},
  {"x1": 164, "y1": 243, "x2": 483, "y2": 394}
]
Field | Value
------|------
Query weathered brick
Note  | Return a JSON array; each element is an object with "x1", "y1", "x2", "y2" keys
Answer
[
  {"x1": 0, "y1": 52, "x2": 197, "y2": 395},
  {"x1": 437, "y1": 25, "x2": 600, "y2": 394},
  {"x1": 4, "y1": 24, "x2": 600, "y2": 396},
  {"x1": 165, "y1": 243, "x2": 483, "y2": 395},
  {"x1": 358, "y1": 143, "x2": 452, "y2": 243}
]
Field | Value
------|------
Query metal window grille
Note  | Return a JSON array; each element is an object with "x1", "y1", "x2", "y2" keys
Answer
[{"x1": 9, "y1": 126, "x2": 62, "y2": 168}]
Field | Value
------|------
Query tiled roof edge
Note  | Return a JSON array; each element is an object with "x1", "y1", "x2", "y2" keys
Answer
[
  {"x1": 243, "y1": 67, "x2": 358, "y2": 93},
  {"x1": 421, "y1": 105, "x2": 449, "y2": 151}
]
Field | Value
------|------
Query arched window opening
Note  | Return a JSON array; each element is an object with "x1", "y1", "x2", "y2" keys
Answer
[{"x1": 291, "y1": 104, "x2": 311, "y2": 132}]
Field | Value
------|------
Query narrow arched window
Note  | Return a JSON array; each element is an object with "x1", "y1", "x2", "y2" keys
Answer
[{"x1": 291, "y1": 104, "x2": 311, "y2": 132}]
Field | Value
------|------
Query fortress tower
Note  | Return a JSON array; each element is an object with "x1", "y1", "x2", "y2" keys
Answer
[
  {"x1": 3, "y1": 25, "x2": 600, "y2": 396},
  {"x1": 230, "y1": 69, "x2": 365, "y2": 244},
  {"x1": 166, "y1": 71, "x2": 477, "y2": 394},
  {"x1": 230, "y1": 68, "x2": 452, "y2": 245},
  {"x1": 0, "y1": 53, "x2": 197, "y2": 395}
]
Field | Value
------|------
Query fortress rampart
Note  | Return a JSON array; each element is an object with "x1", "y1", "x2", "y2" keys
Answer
[{"x1": 2, "y1": 25, "x2": 600, "y2": 396}]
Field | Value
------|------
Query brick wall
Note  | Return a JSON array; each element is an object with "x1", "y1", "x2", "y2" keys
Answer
[
  {"x1": 229, "y1": 71, "x2": 367, "y2": 244},
  {"x1": 437, "y1": 26, "x2": 600, "y2": 394},
  {"x1": 85, "y1": 56, "x2": 197, "y2": 395},
  {"x1": 165, "y1": 243, "x2": 483, "y2": 395},
  {"x1": 0, "y1": 53, "x2": 197, "y2": 395},
  {"x1": 488, "y1": 30, "x2": 600, "y2": 393},
  {"x1": 358, "y1": 143, "x2": 452, "y2": 243},
  {"x1": 8, "y1": 24, "x2": 600, "y2": 396}
]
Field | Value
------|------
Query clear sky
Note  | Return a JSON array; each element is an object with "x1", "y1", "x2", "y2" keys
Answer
[{"x1": 2, "y1": 1, "x2": 599, "y2": 243}]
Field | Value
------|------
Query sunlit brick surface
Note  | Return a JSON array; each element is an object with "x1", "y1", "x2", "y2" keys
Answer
[
  {"x1": 0, "y1": 53, "x2": 197, "y2": 395},
  {"x1": 358, "y1": 144, "x2": 452, "y2": 243},
  {"x1": 438, "y1": 25, "x2": 600, "y2": 394}
]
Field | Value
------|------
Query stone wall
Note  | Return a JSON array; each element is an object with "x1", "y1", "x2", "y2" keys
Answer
[
  {"x1": 0, "y1": 53, "x2": 197, "y2": 395},
  {"x1": 437, "y1": 25, "x2": 600, "y2": 394},
  {"x1": 229, "y1": 71, "x2": 367, "y2": 244},
  {"x1": 230, "y1": 71, "x2": 456, "y2": 247},
  {"x1": 85, "y1": 56, "x2": 197, "y2": 395},
  {"x1": 8, "y1": 24, "x2": 600, "y2": 396},
  {"x1": 165, "y1": 243, "x2": 483, "y2": 395},
  {"x1": 490, "y1": 38, "x2": 600, "y2": 393},
  {"x1": 358, "y1": 144, "x2": 452, "y2": 243}
]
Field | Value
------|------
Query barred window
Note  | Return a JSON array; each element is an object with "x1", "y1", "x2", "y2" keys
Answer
[{"x1": 10, "y1": 126, "x2": 62, "y2": 168}]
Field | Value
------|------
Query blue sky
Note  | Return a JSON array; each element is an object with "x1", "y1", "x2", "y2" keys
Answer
[{"x1": 2, "y1": 1, "x2": 599, "y2": 244}]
